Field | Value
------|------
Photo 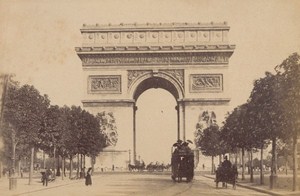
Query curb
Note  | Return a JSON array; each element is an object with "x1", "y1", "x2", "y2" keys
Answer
[{"x1": 203, "y1": 175, "x2": 281, "y2": 196}]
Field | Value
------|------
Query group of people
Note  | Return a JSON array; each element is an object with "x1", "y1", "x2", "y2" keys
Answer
[
  {"x1": 41, "y1": 167, "x2": 93, "y2": 186},
  {"x1": 172, "y1": 139, "x2": 193, "y2": 155}
]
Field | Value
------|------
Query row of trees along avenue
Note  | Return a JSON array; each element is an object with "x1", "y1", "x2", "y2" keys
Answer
[
  {"x1": 195, "y1": 53, "x2": 300, "y2": 191},
  {"x1": 0, "y1": 77, "x2": 111, "y2": 184}
]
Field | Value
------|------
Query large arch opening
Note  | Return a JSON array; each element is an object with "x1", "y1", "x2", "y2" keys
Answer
[
  {"x1": 132, "y1": 76, "x2": 179, "y2": 164},
  {"x1": 136, "y1": 89, "x2": 177, "y2": 164}
]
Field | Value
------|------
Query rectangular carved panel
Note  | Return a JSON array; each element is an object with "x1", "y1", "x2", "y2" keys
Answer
[
  {"x1": 190, "y1": 74, "x2": 223, "y2": 92},
  {"x1": 88, "y1": 75, "x2": 121, "y2": 94}
]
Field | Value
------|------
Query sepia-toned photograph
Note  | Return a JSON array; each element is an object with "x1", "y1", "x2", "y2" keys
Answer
[{"x1": 0, "y1": 0, "x2": 299, "y2": 195}]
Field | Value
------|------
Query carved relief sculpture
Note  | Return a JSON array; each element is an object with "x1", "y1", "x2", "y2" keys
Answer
[
  {"x1": 89, "y1": 75, "x2": 121, "y2": 93},
  {"x1": 190, "y1": 74, "x2": 223, "y2": 92},
  {"x1": 162, "y1": 69, "x2": 184, "y2": 89},
  {"x1": 127, "y1": 70, "x2": 151, "y2": 88}
]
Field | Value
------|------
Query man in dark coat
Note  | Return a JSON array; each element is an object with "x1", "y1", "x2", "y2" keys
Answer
[
  {"x1": 222, "y1": 155, "x2": 232, "y2": 170},
  {"x1": 42, "y1": 168, "x2": 52, "y2": 186}
]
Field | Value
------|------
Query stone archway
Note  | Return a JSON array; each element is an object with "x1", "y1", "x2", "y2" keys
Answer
[
  {"x1": 129, "y1": 72, "x2": 184, "y2": 161},
  {"x1": 76, "y1": 22, "x2": 235, "y2": 167}
]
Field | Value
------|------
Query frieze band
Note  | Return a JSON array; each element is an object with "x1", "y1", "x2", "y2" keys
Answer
[
  {"x1": 88, "y1": 75, "x2": 121, "y2": 94},
  {"x1": 190, "y1": 74, "x2": 223, "y2": 92},
  {"x1": 80, "y1": 53, "x2": 230, "y2": 66}
]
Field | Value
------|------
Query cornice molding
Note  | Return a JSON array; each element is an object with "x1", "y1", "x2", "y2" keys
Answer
[
  {"x1": 82, "y1": 99, "x2": 135, "y2": 107},
  {"x1": 178, "y1": 98, "x2": 230, "y2": 105},
  {"x1": 80, "y1": 22, "x2": 230, "y2": 32},
  {"x1": 75, "y1": 44, "x2": 235, "y2": 53}
]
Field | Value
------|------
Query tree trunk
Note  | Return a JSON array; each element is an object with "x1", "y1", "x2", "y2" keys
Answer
[
  {"x1": 29, "y1": 147, "x2": 34, "y2": 185},
  {"x1": 80, "y1": 154, "x2": 83, "y2": 171},
  {"x1": 285, "y1": 157, "x2": 288, "y2": 176},
  {"x1": 211, "y1": 156, "x2": 215, "y2": 175},
  {"x1": 64, "y1": 158, "x2": 66, "y2": 177},
  {"x1": 56, "y1": 156, "x2": 61, "y2": 176},
  {"x1": 250, "y1": 149, "x2": 253, "y2": 183},
  {"x1": 53, "y1": 146, "x2": 56, "y2": 179},
  {"x1": 83, "y1": 155, "x2": 86, "y2": 169},
  {"x1": 260, "y1": 144, "x2": 264, "y2": 185},
  {"x1": 18, "y1": 160, "x2": 21, "y2": 177},
  {"x1": 235, "y1": 151, "x2": 238, "y2": 166},
  {"x1": 76, "y1": 154, "x2": 79, "y2": 178},
  {"x1": 43, "y1": 150, "x2": 46, "y2": 169},
  {"x1": 61, "y1": 156, "x2": 64, "y2": 180},
  {"x1": 0, "y1": 162, "x2": 2, "y2": 178},
  {"x1": 11, "y1": 133, "x2": 16, "y2": 176},
  {"x1": 270, "y1": 137, "x2": 277, "y2": 189},
  {"x1": 275, "y1": 146, "x2": 278, "y2": 175},
  {"x1": 91, "y1": 156, "x2": 95, "y2": 173},
  {"x1": 69, "y1": 156, "x2": 73, "y2": 179},
  {"x1": 292, "y1": 132, "x2": 298, "y2": 191},
  {"x1": 247, "y1": 151, "x2": 250, "y2": 174},
  {"x1": 242, "y1": 147, "x2": 245, "y2": 180}
]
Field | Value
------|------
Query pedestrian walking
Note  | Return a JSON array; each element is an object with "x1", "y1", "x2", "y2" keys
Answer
[
  {"x1": 42, "y1": 168, "x2": 52, "y2": 186},
  {"x1": 85, "y1": 167, "x2": 92, "y2": 186},
  {"x1": 20, "y1": 167, "x2": 23, "y2": 178}
]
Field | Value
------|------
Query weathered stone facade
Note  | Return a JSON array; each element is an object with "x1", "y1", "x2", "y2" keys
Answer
[{"x1": 76, "y1": 22, "x2": 235, "y2": 168}]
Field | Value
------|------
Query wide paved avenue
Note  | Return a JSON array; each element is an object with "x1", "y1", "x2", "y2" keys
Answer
[{"x1": 15, "y1": 173, "x2": 269, "y2": 196}]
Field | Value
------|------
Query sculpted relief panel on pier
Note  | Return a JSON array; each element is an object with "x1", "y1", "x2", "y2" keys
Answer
[
  {"x1": 190, "y1": 74, "x2": 223, "y2": 93},
  {"x1": 88, "y1": 75, "x2": 122, "y2": 94}
]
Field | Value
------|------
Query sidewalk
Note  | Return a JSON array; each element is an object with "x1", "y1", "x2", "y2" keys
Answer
[
  {"x1": 204, "y1": 174, "x2": 300, "y2": 196},
  {"x1": 0, "y1": 175, "x2": 83, "y2": 196}
]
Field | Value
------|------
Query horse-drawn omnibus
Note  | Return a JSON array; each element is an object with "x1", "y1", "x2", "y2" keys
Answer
[{"x1": 171, "y1": 140, "x2": 194, "y2": 182}]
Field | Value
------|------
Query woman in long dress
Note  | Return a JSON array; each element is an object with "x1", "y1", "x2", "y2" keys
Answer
[{"x1": 85, "y1": 167, "x2": 92, "y2": 186}]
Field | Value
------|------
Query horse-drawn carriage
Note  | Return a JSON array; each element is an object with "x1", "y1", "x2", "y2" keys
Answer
[
  {"x1": 215, "y1": 165, "x2": 238, "y2": 189},
  {"x1": 171, "y1": 140, "x2": 194, "y2": 182}
]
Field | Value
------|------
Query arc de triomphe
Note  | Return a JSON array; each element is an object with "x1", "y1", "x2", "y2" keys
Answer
[{"x1": 75, "y1": 22, "x2": 235, "y2": 168}]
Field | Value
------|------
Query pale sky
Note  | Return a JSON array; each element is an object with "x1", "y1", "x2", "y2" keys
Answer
[{"x1": 1, "y1": 0, "x2": 299, "y2": 164}]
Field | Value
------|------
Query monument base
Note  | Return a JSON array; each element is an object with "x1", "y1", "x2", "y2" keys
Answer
[{"x1": 94, "y1": 146, "x2": 130, "y2": 172}]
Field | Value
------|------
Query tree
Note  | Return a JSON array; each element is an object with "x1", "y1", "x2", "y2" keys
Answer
[
  {"x1": 275, "y1": 53, "x2": 300, "y2": 191},
  {"x1": 221, "y1": 104, "x2": 249, "y2": 180},
  {"x1": 2, "y1": 84, "x2": 50, "y2": 184},
  {"x1": 196, "y1": 123, "x2": 223, "y2": 174},
  {"x1": 248, "y1": 71, "x2": 289, "y2": 188}
]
